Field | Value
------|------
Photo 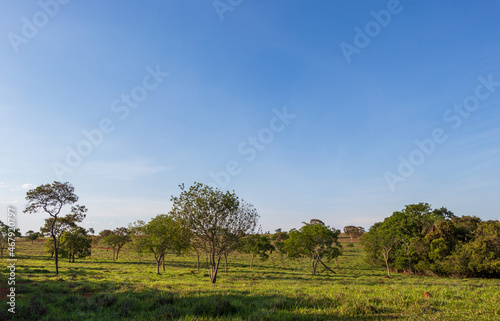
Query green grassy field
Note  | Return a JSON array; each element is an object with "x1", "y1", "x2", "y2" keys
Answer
[{"x1": 1, "y1": 238, "x2": 500, "y2": 320}]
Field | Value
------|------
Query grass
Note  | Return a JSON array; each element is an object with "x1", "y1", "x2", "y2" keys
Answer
[{"x1": 1, "y1": 238, "x2": 500, "y2": 320}]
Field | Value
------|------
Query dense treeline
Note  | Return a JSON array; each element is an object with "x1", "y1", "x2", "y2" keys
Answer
[{"x1": 361, "y1": 203, "x2": 500, "y2": 278}]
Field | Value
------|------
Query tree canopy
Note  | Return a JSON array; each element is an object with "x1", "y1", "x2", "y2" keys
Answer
[{"x1": 170, "y1": 182, "x2": 259, "y2": 283}]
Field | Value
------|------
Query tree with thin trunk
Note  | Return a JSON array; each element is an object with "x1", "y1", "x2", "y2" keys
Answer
[
  {"x1": 136, "y1": 214, "x2": 191, "y2": 274},
  {"x1": 24, "y1": 181, "x2": 86, "y2": 275},
  {"x1": 360, "y1": 221, "x2": 399, "y2": 277},
  {"x1": 26, "y1": 230, "x2": 41, "y2": 244},
  {"x1": 239, "y1": 234, "x2": 275, "y2": 269},
  {"x1": 284, "y1": 220, "x2": 342, "y2": 275},
  {"x1": 170, "y1": 182, "x2": 258, "y2": 284},
  {"x1": 100, "y1": 227, "x2": 131, "y2": 260}
]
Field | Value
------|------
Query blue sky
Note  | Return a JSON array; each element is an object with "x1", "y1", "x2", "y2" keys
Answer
[{"x1": 1, "y1": 0, "x2": 499, "y2": 234}]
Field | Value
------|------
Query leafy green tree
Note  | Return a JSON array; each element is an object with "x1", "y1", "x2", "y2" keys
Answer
[
  {"x1": 361, "y1": 221, "x2": 399, "y2": 277},
  {"x1": 170, "y1": 182, "x2": 259, "y2": 284},
  {"x1": 26, "y1": 230, "x2": 41, "y2": 244},
  {"x1": 40, "y1": 213, "x2": 86, "y2": 261},
  {"x1": 343, "y1": 226, "x2": 365, "y2": 243},
  {"x1": 59, "y1": 226, "x2": 92, "y2": 262},
  {"x1": 136, "y1": 215, "x2": 191, "y2": 274},
  {"x1": 100, "y1": 227, "x2": 131, "y2": 260},
  {"x1": 284, "y1": 220, "x2": 341, "y2": 275},
  {"x1": 271, "y1": 229, "x2": 289, "y2": 268},
  {"x1": 24, "y1": 181, "x2": 86, "y2": 275},
  {"x1": 239, "y1": 234, "x2": 275, "y2": 268},
  {"x1": 0, "y1": 221, "x2": 21, "y2": 259}
]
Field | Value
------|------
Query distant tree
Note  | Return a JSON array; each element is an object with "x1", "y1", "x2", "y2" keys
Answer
[
  {"x1": 284, "y1": 222, "x2": 342, "y2": 275},
  {"x1": 24, "y1": 181, "x2": 86, "y2": 275},
  {"x1": 343, "y1": 226, "x2": 365, "y2": 243},
  {"x1": 239, "y1": 234, "x2": 275, "y2": 268},
  {"x1": 100, "y1": 227, "x2": 131, "y2": 260},
  {"x1": 98, "y1": 229, "x2": 113, "y2": 251},
  {"x1": 59, "y1": 226, "x2": 92, "y2": 262},
  {"x1": 88, "y1": 228, "x2": 95, "y2": 235},
  {"x1": 0, "y1": 221, "x2": 21, "y2": 259},
  {"x1": 170, "y1": 182, "x2": 259, "y2": 284},
  {"x1": 26, "y1": 230, "x2": 41, "y2": 244},
  {"x1": 136, "y1": 215, "x2": 191, "y2": 274},
  {"x1": 271, "y1": 229, "x2": 289, "y2": 268}
]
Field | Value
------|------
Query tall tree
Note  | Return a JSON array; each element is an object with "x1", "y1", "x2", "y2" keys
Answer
[
  {"x1": 284, "y1": 221, "x2": 342, "y2": 275},
  {"x1": 170, "y1": 182, "x2": 259, "y2": 284},
  {"x1": 24, "y1": 182, "x2": 86, "y2": 275}
]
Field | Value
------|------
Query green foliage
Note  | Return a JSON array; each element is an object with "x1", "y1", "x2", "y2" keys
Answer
[
  {"x1": 169, "y1": 182, "x2": 259, "y2": 283},
  {"x1": 135, "y1": 214, "x2": 191, "y2": 273},
  {"x1": 99, "y1": 227, "x2": 132, "y2": 260},
  {"x1": 362, "y1": 203, "x2": 500, "y2": 277},
  {"x1": 284, "y1": 220, "x2": 341, "y2": 275},
  {"x1": 239, "y1": 234, "x2": 275, "y2": 268},
  {"x1": 59, "y1": 226, "x2": 92, "y2": 262}
]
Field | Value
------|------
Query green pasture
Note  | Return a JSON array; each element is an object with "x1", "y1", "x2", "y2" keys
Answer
[{"x1": 1, "y1": 238, "x2": 499, "y2": 320}]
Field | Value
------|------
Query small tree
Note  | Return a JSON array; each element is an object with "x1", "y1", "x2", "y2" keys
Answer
[
  {"x1": 137, "y1": 214, "x2": 191, "y2": 274},
  {"x1": 170, "y1": 182, "x2": 259, "y2": 284},
  {"x1": 40, "y1": 213, "x2": 86, "y2": 260},
  {"x1": 100, "y1": 227, "x2": 131, "y2": 260},
  {"x1": 59, "y1": 226, "x2": 92, "y2": 262},
  {"x1": 239, "y1": 234, "x2": 275, "y2": 269},
  {"x1": 284, "y1": 221, "x2": 342, "y2": 275},
  {"x1": 271, "y1": 229, "x2": 289, "y2": 269},
  {"x1": 343, "y1": 226, "x2": 365, "y2": 243},
  {"x1": 24, "y1": 181, "x2": 86, "y2": 275},
  {"x1": 26, "y1": 230, "x2": 41, "y2": 244}
]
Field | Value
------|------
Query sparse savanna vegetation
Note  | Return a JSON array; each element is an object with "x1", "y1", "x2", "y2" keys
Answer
[
  {"x1": 2, "y1": 182, "x2": 499, "y2": 320},
  {"x1": 2, "y1": 234, "x2": 500, "y2": 320}
]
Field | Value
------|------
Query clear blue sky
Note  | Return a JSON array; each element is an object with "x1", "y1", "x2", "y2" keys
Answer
[{"x1": 1, "y1": 1, "x2": 499, "y2": 234}]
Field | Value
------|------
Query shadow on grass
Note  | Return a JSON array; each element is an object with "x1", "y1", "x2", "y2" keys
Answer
[{"x1": 1, "y1": 276, "x2": 397, "y2": 321}]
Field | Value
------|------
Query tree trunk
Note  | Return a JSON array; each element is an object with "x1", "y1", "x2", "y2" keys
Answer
[
  {"x1": 196, "y1": 253, "x2": 200, "y2": 272},
  {"x1": 210, "y1": 257, "x2": 221, "y2": 284},
  {"x1": 319, "y1": 259, "x2": 336, "y2": 274},
  {"x1": 224, "y1": 252, "x2": 228, "y2": 272},
  {"x1": 280, "y1": 254, "x2": 284, "y2": 269},
  {"x1": 156, "y1": 256, "x2": 161, "y2": 274},
  {"x1": 162, "y1": 253, "x2": 165, "y2": 271},
  {"x1": 52, "y1": 234, "x2": 59, "y2": 275}
]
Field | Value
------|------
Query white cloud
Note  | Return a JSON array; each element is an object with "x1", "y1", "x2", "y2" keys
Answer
[{"x1": 21, "y1": 183, "x2": 34, "y2": 190}]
